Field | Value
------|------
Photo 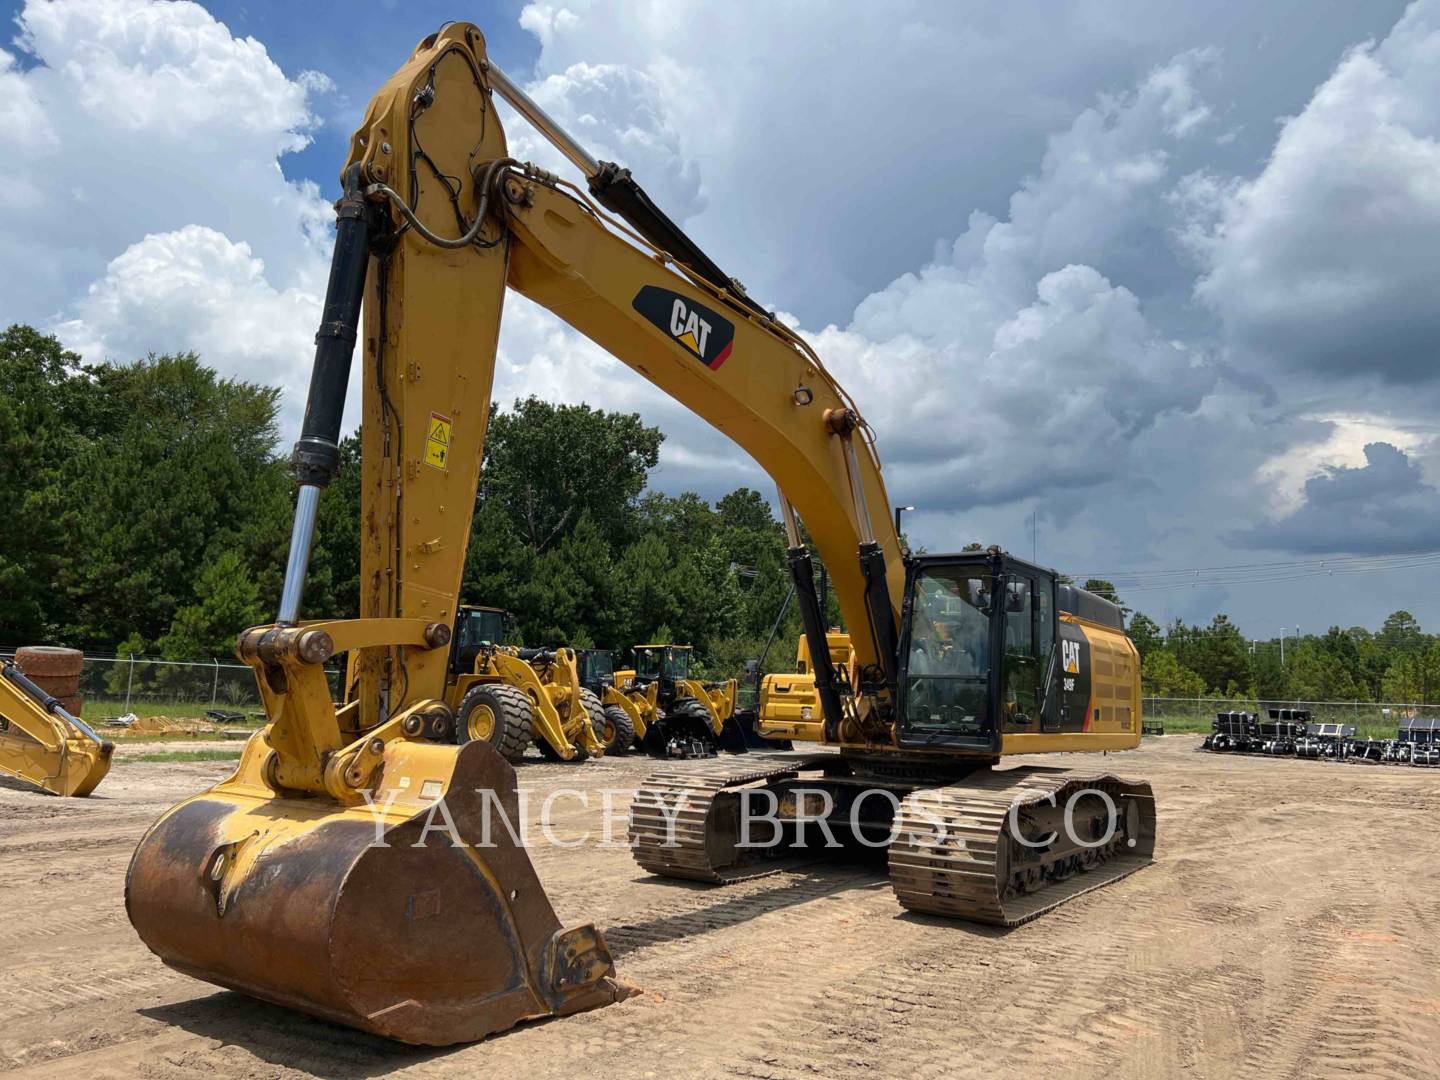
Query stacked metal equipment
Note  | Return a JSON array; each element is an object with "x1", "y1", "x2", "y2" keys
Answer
[
  {"x1": 1397, "y1": 717, "x2": 1440, "y2": 766},
  {"x1": 1201, "y1": 711, "x2": 1260, "y2": 753},
  {"x1": 1201, "y1": 708, "x2": 1440, "y2": 769},
  {"x1": 1296, "y1": 722, "x2": 1355, "y2": 760},
  {"x1": 1259, "y1": 709, "x2": 1309, "y2": 756}
]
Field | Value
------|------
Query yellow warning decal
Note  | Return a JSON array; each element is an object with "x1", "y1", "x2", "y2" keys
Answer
[{"x1": 425, "y1": 412, "x2": 452, "y2": 470}]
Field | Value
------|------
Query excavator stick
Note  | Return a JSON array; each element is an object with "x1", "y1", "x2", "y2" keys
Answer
[
  {"x1": 0, "y1": 661, "x2": 113, "y2": 797},
  {"x1": 128, "y1": 734, "x2": 616, "y2": 1045},
  {"x1": 125, "y1": 24, "x2": 620, "y2": 1045}
]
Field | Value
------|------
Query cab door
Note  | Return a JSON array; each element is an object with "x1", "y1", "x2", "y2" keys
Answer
[
  {"x1": 1000, "y1": 567, "x2": 1058, "y2": 733},
  {"x1": 1000, "y1": 576, "x2": 1039, "y2": 732}
]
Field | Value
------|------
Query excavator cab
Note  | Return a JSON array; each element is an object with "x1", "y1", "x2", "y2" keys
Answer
[{"x1": 895, "y1": 552, "x2": 1059, "y2": 753}]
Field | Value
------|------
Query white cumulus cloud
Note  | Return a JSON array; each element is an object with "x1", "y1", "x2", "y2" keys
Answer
[
  {"x1": 1192, "y1": 0, "x2": 1440, "y2": 385},
  {"x1": 1, "y1": 0, "x2": 334, "y2": 427}
]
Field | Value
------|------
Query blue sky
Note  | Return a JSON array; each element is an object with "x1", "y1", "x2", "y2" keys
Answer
[
  {"x1": 197, "y1": 1, "x2": 540, "y2": 193},
  {"x1": 4, "y1": 0, "x2": 1440, "y2": 636}
]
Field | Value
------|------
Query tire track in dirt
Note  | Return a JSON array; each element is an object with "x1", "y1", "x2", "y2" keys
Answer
[
  {"x1": 0, "y1": 965, "x2": 178, "y2": 1022},
  {"x1": 3, "y1": 741, "x2": 1440, "y2": 1079}
]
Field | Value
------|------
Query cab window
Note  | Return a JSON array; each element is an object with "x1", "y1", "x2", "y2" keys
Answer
[{"x1": 900, "y1": 565, "x2": 991, "y2": 742}]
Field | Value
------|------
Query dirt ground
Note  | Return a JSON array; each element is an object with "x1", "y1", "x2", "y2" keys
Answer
[{"x1": 2, "y1": 735, "x2": 1439, "y2": 1079}]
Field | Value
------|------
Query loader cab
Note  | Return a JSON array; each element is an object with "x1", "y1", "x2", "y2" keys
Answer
[
  {"x1": 576, "y1": 649, "x2": 616, "y2": 694},
  {"x1": 895, "y1": 552, "x2": 1059, "y2": 752},
  {"x1": 449, "y1": 605, "x2": 510, "y2": 677},
  {"x1": 633, "y1": 644, "x2": 691, "y2": 702}
]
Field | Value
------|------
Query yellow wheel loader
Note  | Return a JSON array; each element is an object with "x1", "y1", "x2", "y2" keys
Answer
[
  {"x1": 127, "y1": 22, "x2": 1152, "y2": 1046},
  {"x1": 0, "y1": 648, "x2": 113, "y2": 796},
  {"x1": 609, "y1": 645, "x2": 738, "y2": 757},
  {"x1": 444, "y1": 605, "x2": 605, "y2": 762},
  {"x1": 340, "y1": 604, "x2": 605, "y2": 762},
  {"x1": 573, "y1": 649, "x2": 636, "y2": 753}
]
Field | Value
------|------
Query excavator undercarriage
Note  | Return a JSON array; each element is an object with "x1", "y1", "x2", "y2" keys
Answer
[{"x1": 629, "y1": 753, "x2": 1154, "y2": 925}]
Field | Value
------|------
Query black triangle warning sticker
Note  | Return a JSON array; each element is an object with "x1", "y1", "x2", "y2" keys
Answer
[{"x1": 425, "y1": 413, "x2": 453, "y2": 470}]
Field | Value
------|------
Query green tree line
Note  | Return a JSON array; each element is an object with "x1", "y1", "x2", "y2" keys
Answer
[
  {"x1": 1126, "y1": 602, "x2": 1440, "y2": 704},
  {"x1": 12, "y1": 323, "x2": 1426, "y2": 699},
  {"x1": 0, "y1": 326, "x2": 807, "y2": 676}
]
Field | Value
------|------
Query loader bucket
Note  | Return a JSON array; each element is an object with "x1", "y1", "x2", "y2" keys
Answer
[{"x1": 126, "y1": 736, "x2": 619, "y2": 1045}]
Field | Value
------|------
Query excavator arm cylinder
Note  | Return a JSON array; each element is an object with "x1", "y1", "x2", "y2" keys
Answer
[
  {"x1": 278, "y1": 170, "x2": 373, "y2": 624},
  {"x1": 292, "y1": 167, "x2": 372, "y2": 491},
  {"x1": 787, "y1": 546, "x2": 846, "y2": 742},
  {"x1": 3, "y1": 662, "x2": 107, "y2": 746}
]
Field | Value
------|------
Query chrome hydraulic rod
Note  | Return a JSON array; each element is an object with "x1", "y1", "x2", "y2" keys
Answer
[
  {"x1": 485, "y1": 60, "x2": 600, "y2": 179},
  {"x1": 277, "y1": 484, "x2": 321, "y2": 624},
  {"x1": 277, "y1": 167, "x2": 372, "y2": 624}
]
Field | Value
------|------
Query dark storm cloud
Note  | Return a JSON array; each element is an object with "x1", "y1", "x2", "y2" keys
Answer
[
  {"x1": 1237, "y1": 442, "x2": 1440, "y2": 554},
  {"x1": 1192, "y1": 1, "x2": 1440, "y2": 385}
]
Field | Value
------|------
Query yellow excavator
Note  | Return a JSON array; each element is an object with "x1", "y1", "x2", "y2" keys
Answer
[
  {"x1": 0, "y1": 647, "x2": 113, "y2": 796},
  {"x1": 755, "y1": 630, "x2": 853, "y2": 743},
  {"x1": 126, "y1": 23, "x2": 1153, "y2": 1047}
]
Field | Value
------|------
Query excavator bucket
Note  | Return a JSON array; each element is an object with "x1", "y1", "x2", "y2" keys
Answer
[
  {"x1": 126, "y1": 735, "x2": 619, "y2": 1045},
  {"x1": 0, "y1": 662, "x2": 113, "y2": 797}
]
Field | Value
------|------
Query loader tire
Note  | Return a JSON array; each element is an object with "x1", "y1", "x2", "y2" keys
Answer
[
  {"x1": 15, "y1": 646, "x2": 84, "y2": 679},
  {"x1": 456, "y1": 683, "x2": 532, "y2": 764},
  {"x1": 25, "y1": 672, "x2": 82, "y2": 699},
  {"x1": 597, "y1": 703, "x2": 635, "y2": 753},
  {"x1": 672, "y1": 698, "x2": 718, "y2": 747},
  {"x1": 56, "y1": 694, "x2": 84, "y2": 717},
  {"x1": 579, "y1": 689, "x2": 606, "y2": 754}
]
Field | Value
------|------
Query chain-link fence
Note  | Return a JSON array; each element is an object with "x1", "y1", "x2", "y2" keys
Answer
[
  {"x1": 1, "y1": 650, "x2": 342, "y2": 721},
  {"x1": 1145, "y1": 696, "x2": 1440, "y2": 738}
]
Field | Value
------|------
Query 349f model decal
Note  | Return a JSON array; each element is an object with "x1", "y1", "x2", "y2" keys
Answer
[{"x1": 633, "y1": 286, "x2": 735, "y2": 370}]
